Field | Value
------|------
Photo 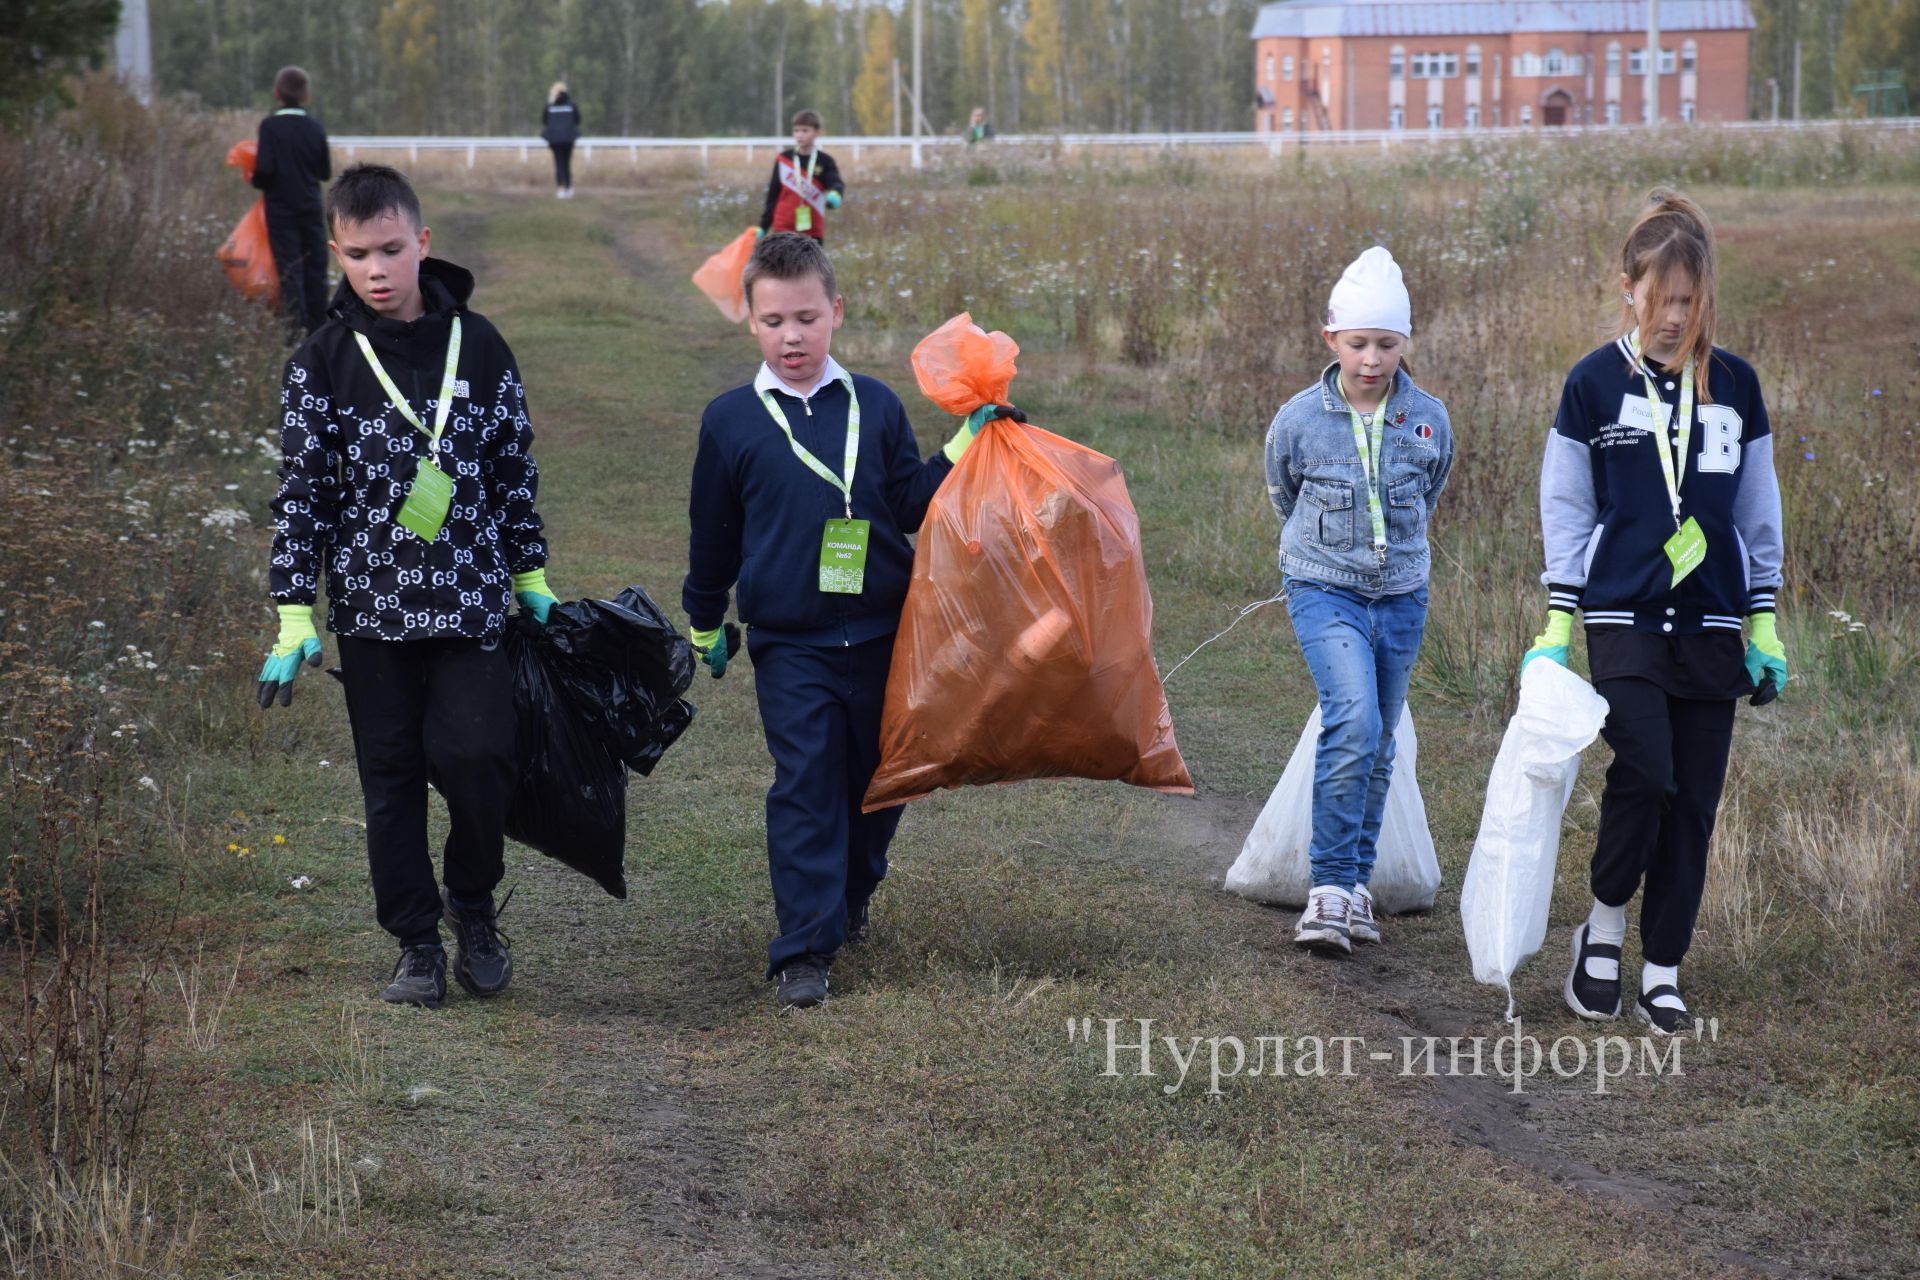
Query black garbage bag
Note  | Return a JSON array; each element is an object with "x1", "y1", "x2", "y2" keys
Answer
[
  {"x1": 501, "y1": 614, "x2": 631, "y2": 898},
  {"x1": 536, "y1": 586, "x2": 698, "y2": 775}
]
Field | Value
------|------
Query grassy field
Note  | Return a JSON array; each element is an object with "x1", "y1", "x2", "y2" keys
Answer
[{"x1": 4, "y1": 104, "x2": 1919, "y2": 1278}]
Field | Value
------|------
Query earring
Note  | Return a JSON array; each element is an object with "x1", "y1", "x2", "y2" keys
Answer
[{"x1": 1623, "y1": 292, "x2": 1634, "y2": 304}]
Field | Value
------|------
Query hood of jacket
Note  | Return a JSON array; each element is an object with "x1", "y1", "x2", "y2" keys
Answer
[{"x1": 325, "y1": 256, "x2": 475, "y2": 356}]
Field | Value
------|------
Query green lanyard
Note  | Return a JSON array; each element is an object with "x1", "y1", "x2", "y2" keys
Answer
[
  {"x1": 273, "y1": 107, "x2": 306, "y2": 116},
  {"x1": 354, "y1": 316, "x2": 463, "y2": 459},
  {"x1": 759, "y1": 375, "x2": 860, "y2": 518},
  {"x1": 799, "y1": 149, "x2": 818, "y2": 182},
  {"x1": 1338, "y1": 376, "x2": 1389, "y2": 560},
  {"x1": 1627, "y1": 328, "x2": 1695, "y2": 529}
]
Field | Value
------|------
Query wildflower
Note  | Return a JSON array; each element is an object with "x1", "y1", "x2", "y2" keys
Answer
[
  {"x1": 138, "y1": 777, "x2": 159, "y2": 792},
  {"x1": 288, "y1": 875, "x2": 313, "y2": 890},
  {"x1": 273, "y1": 834, "x2": 287, "y2": 845},
  {"x1": 1871, "y1": 388, "x2": 1883, "y2": 398},
  {"x1": 237, "y1": 847, "x2": 252, "y2": 858},
  {"x1": 1803, "y1": 452, "x2": 1816, "y2": 461},
  {"x1": 89, "y1": 620, "x2": 106, "y2": 629},
  {"x1": 226, "y1": 842, "x2": 239, "y2": 852}
]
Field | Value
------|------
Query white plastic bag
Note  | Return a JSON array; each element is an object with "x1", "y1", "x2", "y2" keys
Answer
[
  {"x1": 1224, "y1": 703, "x2": 1440, "y2": 915},
  {"x1": 1459, "y1": 660, "x2": 1611, "y2": 1019}
]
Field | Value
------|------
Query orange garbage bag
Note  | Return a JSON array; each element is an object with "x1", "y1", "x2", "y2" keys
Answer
[
  {"x1": 216, "y1": 140, "x2": 278, "y2": 306},
  {"x1": 692, "y1": 229, "x2": 757, "y2": 323},
  {"x1": 861, "y1": 316, "x2": 1193, "y2": 811}
]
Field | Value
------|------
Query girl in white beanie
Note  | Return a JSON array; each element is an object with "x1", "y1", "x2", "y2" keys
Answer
[{"x1": 1262, "y1": 246, "x2": 1454, "y2": 955}]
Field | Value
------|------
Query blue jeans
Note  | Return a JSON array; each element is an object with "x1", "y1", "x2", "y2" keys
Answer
[{"x1": 1283, "y1": 579, "x2": 1428, "y2": 891}]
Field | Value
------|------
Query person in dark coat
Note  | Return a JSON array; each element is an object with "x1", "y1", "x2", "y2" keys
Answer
[
  {"x1": 253, "y1": 66, "x2": 332, "y2": 334},
  {"x1": 541, "y1": 83, "x2": 582, "y2": 199}
]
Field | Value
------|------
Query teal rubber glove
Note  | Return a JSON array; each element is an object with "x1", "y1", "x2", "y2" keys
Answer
[
  {"x1": 691, "y1": 623, "x2": 741, "y2": 679},
  {"x1": 257, "y1": 604, "x2": 322, "y2": 708},
  {"x1": 511, "y1": 568, "x2": 558, "y2": 625},
  {"x1": 825, "y1": 191, "x2": 843, "y2": 211},
  {"x1": 1521, "y1": 609, "x2": 1574, "y2": 672},
  {"x1": 751, "y1": 225, "x2": 764, "y2": 240},
  {"x1": 1744, "y1": 612, "x2": 1788, "y2": 699},
  {"x1": 944, "y1": 402, "x2": 1022, "y2": 464}
]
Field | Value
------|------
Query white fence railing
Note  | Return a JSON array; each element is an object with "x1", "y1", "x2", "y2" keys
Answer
[{"x1": 332, "y1": 117, "x2": 1920, "y2": 168}]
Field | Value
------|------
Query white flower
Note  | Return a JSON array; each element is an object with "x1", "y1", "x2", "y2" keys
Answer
[
  {"x1": 288, "y1": 875, "x2": 314, "y2": 890},
  {"x1": 201, "y1": 508, "x2": 250, "y2": 529},
  {"x1": 137, "y1": 777, "x2": 159, "y2": 792},
  {"x1": 89, "y1": 620, "x2": 106, "y2": 629}
]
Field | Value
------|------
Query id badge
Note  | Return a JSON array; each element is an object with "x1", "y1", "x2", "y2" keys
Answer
[
  {"x1": 795, "y1": 204, "x2": 814, "y2": 232},
  {"x1": 1664, "y1": 516, "x2": 1707, "y2": 588},
  {"x1": 819, "y1": 518, "x2": 869, "y2": 594},
  {"x1": 397, "y1": 457, "x2": 454, "y2": 542}
]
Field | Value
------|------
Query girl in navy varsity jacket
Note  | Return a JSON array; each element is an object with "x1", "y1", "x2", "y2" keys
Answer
[{"x1": 1526, "y1": 190, "x2": 1788, "y2": 1035}]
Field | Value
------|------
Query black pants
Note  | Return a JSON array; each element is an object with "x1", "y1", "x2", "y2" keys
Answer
[
  {"x1": 549, "y1": 142, "x2": 574, "y2": 190},
  {"x1": 1589, "y1": 676, "x2": 1736, "y2": 967},
  {"x1": 338, "y1": 635, "x2": 517, "y2": 947},
  {"x1": 265, "y1": 204, "x2": 329, "y2": 335},
  {"x1": 748, "y1": 630, "x2": 903, "y2": 978}
]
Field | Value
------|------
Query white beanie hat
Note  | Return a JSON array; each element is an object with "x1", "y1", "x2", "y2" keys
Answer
[{"x1": 1325, "y1": 245, "x2": 1411, "y2": 336}]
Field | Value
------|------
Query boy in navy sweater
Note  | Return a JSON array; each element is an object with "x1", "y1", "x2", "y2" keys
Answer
[{"x1": 682, "y1": 233, "x2": 981, "y2": 1010}]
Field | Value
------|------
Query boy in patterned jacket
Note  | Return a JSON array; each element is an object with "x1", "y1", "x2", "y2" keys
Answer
[{"x1": 257, "y1": 164, "x2": 557, "y2": 1009}]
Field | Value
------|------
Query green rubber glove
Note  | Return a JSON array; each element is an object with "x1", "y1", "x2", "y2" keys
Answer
[
  {"x1": 511, "y1": 568, "x2": 558, "y2": 625},
  {"x1": 1521, "y1": 609, "x2": 1574, "y2": 672},
  {"x1": 691, "y1": 623, "x2": 741, "y2": 679},
  {"x1": 1744, "y1": 612, "x2": 1788, "y2": 696},
  {"x1": 944, "y1": 404, "x2": 995, "y2": 464},
  {"x1": 751, "y1": 225, "x2": 764, "y2": 240},
  {"x1": 825, "y1": 191, "x2": 843, "y2": 211},
  {"x1": 257, "y1": 604, "x2": 322, "y2": 709}
]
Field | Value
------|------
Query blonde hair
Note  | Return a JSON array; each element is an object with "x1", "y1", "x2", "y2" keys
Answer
[
  {"x1": 1616, "y1": 188, "x2": 1718, "y2": 400},
  {"x1": 548, "y1": 81, "x2": 569, "y2": 104}
]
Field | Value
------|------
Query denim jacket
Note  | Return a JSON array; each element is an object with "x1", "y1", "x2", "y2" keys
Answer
[{"x1": 1264, "y1": 362, "x2": 1453, "y2": 598}]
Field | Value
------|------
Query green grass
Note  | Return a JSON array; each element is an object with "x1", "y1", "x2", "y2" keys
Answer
[{"x1": 37, "y1": 177, "x2": 1920, "y2": 1279}]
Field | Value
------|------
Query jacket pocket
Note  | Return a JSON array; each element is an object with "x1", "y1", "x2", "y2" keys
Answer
[
  {"x1": 1387, "y1": 470, "x2": 1427, "y2": 544},
  {"x1": 1303, "y1": 479, "x2": 1354, "y2": 552}
]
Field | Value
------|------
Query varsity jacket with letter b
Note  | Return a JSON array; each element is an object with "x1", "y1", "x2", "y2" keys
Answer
[{"x1": 1539, "y1": 338, "x2": 1783, "y2": 632}]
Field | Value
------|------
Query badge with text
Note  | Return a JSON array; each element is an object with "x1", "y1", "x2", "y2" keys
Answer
[
  {"x1": 397, "y1": 458, "x2": 454, "y2": 542},
  {"x1": 1664, "y1": 516, "x2": 1707, "y2": 588},
  {"x1": 819, "y1": 518, "x2": 870, "y2": 594}
]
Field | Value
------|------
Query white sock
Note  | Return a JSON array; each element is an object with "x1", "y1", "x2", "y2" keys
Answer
[
  {"x1": 1586, "y1": 898, "x2": 1627, "y2": 947},
  {"x1": 1641, "y1": 962, "x2": 1685, "y2": 1009}
]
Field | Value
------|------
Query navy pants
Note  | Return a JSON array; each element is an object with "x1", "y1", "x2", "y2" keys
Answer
[
  {"x1": 749, "y1": 630, "x2": 903, "y2": 978},
  {"x1": 264, "y1": 203, "x2": 329, "y2": 335}
]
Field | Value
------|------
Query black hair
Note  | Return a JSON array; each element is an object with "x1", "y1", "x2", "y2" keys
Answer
[
  {"x1": 273, "y1": 66, "x2": 310, "y2": 106},
  {"x1": 326, "y1": 163, "x2": 424, "y2": 235},
  {"x1": 743, "y1": 232, "x2": 837, "y2": 308}
]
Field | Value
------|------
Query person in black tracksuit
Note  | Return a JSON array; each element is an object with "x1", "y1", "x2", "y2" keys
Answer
[
  {"x1": 541, "y1": 83, "x2": 582, "y2": 198},
  {"x1": 681, "y1": 233, "x2": 983, "y2": 1010},
  {"x1": 1526, "y1": 190, "x2": 1788, "y2": 1035},
  {"x1": 259, "y1": 164, "x2": 560, "y2": 1010},
  {"x1": 253, "y1": 66, "x2": 332, "y2": 335}
]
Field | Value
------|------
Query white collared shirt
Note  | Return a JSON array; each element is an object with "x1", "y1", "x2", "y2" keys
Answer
[{"x1": 754, "y1": 355, "x2": 849, "y2": 404}]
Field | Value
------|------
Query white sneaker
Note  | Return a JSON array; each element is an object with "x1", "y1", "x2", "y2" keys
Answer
[
  {"x1": 1348, "y1": 884, "x2": 1381, "y2": 944},
  {"x1": 1293, "y1": 886, "x2": 1352, "y2": 955}
]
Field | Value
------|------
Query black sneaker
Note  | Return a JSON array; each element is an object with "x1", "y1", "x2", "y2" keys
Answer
[
  {"x1": 1564, "y1": 922, "x2": 1622, "y2": 1020},
  {"x1": 381, "y1": 944, "x2": 447, "y2": 1008},
  {"x1": 1634, "y1": 984, "x2": 1689, "y2": 1036},
  {"x1": 775, "y1": 956, "x2": 830, "y2": 1010},
  {"x1": 443, "y1": 888, "x2": 513, "y2": 998},
  {"x1": 845, "y1": 899, "x2": 871, "y2": 947}
]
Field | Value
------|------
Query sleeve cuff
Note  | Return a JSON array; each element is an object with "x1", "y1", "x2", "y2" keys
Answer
[
  {"x1": 1546, "y1": 583, "x2": 1584, "y2": 613},
  {"x1": 1747, "y1": 588, "x2": 1778, "y2": 615}
]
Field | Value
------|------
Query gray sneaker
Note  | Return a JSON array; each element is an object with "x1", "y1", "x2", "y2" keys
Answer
[
  {"x1": 775, "y1": 956, "x2": 830, "y2": 1010},
  {"x1": 443, "y1": 889, "x2": 513, "y2": 998},
  {"x1": 381, "y1": 944, "x2": 447, "y2": 1008},
  {"x1": 1293, "y1": 887, "x2": 1352, "y2": 956},
  {"x1": 1348, "y1": 884, "x2": 1382, "y2": 944}
]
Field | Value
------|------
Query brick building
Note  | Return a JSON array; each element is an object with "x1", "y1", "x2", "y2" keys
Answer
[{"x1": 1251, "y1": 0, "x2": 1755, "y2": 131}]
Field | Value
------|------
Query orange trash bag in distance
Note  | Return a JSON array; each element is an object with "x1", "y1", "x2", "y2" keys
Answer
[
  {"x1": 861, "y1": 313, "x2": 1193, "y2": 811},
  {"x1": 692, "y1": 229, "x2": 758, "y2": 324},
  {"x1": 216, "y1": 140, "x2": 278, "y2": 306}
]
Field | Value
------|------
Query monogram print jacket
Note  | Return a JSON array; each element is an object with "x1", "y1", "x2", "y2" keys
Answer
[{"x1": 269, "y1": 258, "x2": 547, "y2": 640}]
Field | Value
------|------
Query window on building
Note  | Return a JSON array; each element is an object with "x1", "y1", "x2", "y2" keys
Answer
[
  {"x1": 1628, "y1": 48, "x2": 1645, "y2": 75},
  {"x1": 1606, "y1": 42, "x2": 1621, "y2": 77},
  {"x1": 1605, "y1": 100, "x2": 1620, "y2": 124},
  {"x1": 1546, "y1": 47, "x2": 1566, "y2": 75},
  {"x1": 1660, "y1": 48, "x2": 1676, "y2": 74},
  {"x1": 1466, "y1": 45, "x2": 1481, "y2": 77},
  {"x1": 1283, "y1": 55, "x2": 1294, "y2": 81},
  {"x1": 1520, "y1": 103, "x2": 1534, "y2": 125},
  {"x1": 1427, "y1": 105, "x2": 1443, "y2": 128},
  {"x1": 1682, "y1": 99, "x2": 1696, "y2": 121},
  {"x1": 1465, "y1": 104, "x2": 1480, "y2": 128},
  {"x1": 1390, "y1": 45, "x2": 1405, "y2": 79},
  {"x1": 1513, "y1": 53, "x2": 1540, "y2": 77},
  {"x1": 1444, "y1": 53, "x2": 1460, "y2": 77},
  {"x1": 1284, "y1": 107, "x2": 1294, "y2": 128},
  {"x1": 1266, "y1": 55, "x2": 1276, "y2": 84},
  {"x1": 1681, "y1": 40, "x2": 1697, "y2": 73},
  {"x1": 1390, "y1": 105, "x2": 1405, "y2": 130}
]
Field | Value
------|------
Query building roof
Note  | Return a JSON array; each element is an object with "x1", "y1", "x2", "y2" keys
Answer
[{"x1": 1252, "y1": 0, "x2": 1756, "y2": 39}]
